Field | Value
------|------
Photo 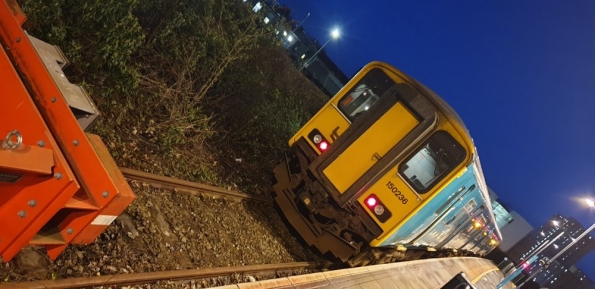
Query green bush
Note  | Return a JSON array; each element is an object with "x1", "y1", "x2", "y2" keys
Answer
[{"x1": 20, "y1": 0, "x2": 329, "y2": 189}]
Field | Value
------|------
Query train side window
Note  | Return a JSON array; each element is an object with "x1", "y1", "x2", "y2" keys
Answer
[
  {"x1": 338, "y1": 68, "x2": 395, "y2": 120},
  {"x1": 464, "y1": 198, "x2": 478, "y2": 213},
  {"x1": 398, "y1": 131, "x2": 466, "y2": 193}
]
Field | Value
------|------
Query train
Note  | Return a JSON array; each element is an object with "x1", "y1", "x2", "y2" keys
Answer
[
  {"x1": 1, "y1": 0, "x2": 502, "y2": 265},
  {"x1": 272, "y1": 61, "x2": 502, "y2": 266}
]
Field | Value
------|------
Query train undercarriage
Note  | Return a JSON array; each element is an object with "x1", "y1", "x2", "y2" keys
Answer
[
  {"x1": 272, "y1": 140, "x2": 478, "y2": 266},
  {"x1": 272, "y1": 142, "x2": 365, "y2": 262}
]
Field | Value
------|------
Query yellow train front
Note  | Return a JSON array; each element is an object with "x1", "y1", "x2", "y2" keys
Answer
[{"x1": 272, "y1": 61, "x2": 501, "y2": 264}]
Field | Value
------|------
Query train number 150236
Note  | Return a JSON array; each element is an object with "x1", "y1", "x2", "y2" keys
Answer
[{"x1": 386, "y1": 181, "x2": 408, "y2": 204}]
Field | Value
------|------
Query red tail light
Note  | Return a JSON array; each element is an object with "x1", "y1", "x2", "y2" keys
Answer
[
  {"x1": 318, "y1": 141, "x2": 328, "y2": 151},
  {"x1": 308, "y1": 129, "x2": 330, "y2": 153},
  {"x1": 363, "y1": 194, "x2": 391, "y2": 223},
  {"x1": 365, "y1": 196, "x2": 377, "y2": 207}
]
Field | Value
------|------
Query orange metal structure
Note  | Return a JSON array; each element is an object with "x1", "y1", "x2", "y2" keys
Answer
[{"x1": 0, "y1": 0, "x2": 135, "y2": 261}]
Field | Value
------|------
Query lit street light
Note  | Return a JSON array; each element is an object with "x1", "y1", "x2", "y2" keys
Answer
[
  {"x1": 301, "y1": 28, "x2": 340, "y2": 70},
  {"x1": 586, "y1": 198, "x2": 594, "y2": 208}
]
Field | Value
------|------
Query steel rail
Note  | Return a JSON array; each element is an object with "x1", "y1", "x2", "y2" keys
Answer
[
  {"x1": 120, "y1": 167, "x2": 272, "y2": 203},
  {"x1": 4, "y1": 262, "x2": 328, "y2": 289}
]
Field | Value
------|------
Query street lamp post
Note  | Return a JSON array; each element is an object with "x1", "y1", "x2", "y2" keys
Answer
[
  {"x1": 301, "y1": 28, "x2": 340, "y2": 70},
  {"x1": 293, "y1": 12, "x2": 310, "y2": 32}
]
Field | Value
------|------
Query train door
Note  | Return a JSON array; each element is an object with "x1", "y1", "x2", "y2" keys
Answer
[
  {"x1": 308, "y1": 66, "x2": 439, "y2": 204},
  {"x1": 360, "y1": 130, "x2": 468, "y2": 243}
]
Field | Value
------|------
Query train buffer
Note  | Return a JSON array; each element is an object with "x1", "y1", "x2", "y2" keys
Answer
[{"x1": 0, "y1": 0, "x2": 135, "y2": 262}]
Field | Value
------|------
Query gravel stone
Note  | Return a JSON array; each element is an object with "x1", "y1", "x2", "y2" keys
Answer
[{"x1": 0, "y1": 180, "x2": 320, "y2": 286}]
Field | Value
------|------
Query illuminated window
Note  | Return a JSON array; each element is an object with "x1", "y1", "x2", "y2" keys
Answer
[{"x1": 252, "y1": 2, "x2": 262, "y2": 12}]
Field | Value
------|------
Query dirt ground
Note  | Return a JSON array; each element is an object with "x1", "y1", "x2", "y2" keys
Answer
[{"x1": 0, "y1": 180, "x2": 320, "y2": 286}]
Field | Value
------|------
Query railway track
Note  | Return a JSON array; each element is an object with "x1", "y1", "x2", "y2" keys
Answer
[
  {"x1": 120, "y1": 167, "x2": 273, "y2": 203},
  {"x1": 4, "y1": 262, "x2": 331, "y2": 289},
  {"x1": 1, "y1": 168, "x2": 483, "y2": 288},
  {"x1": 2, "y1": 169, "x2": 336, "y2": 288},
  {"x1": 118, "y1": 168, "x2": 479, "y2": 266}
]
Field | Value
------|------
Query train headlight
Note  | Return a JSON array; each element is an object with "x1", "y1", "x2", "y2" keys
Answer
[
  {"x1": 312, "y1": 134, "x2": 322, "y2": 144},
  {"x1": 373, "y1": 204, "x2": 385, "y2": 215}
]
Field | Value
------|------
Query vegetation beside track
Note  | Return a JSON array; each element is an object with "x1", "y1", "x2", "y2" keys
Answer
[{"x1": 20, "y1": 0, "x2": 328, "y2": 192}]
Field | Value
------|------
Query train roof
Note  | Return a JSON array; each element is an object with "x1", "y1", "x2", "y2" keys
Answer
[
  {"x1": 472, "y1": 152, "x2": 503, "y2": 241},
  {"x1": 412, "y1": 79, "x2": 472, "y2": 142},
  {"x1": 369, "y1": 62, "x2": 474, "y2": 152}
]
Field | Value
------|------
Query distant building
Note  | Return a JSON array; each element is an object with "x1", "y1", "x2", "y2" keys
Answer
[
  {"x1": 487, "y1": 187, "x2": 533, "y2": 251},
  {"x1": 533, "y1": 263, "x2": 595, "y2": 289},
  {"x1": 499, "y1": 211, "x2": 533, "y2": 252},
  {"x1": 507, "y1": 214, "x2": 595, "y2": 289},
  {"x1": 244, "y1": 0, "x2": 348, "y2": 96}
]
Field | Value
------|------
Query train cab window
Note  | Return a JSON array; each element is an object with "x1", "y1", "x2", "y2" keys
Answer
[
  {"x1": 398, "y1": 131, "x2": 466, "y2": 193},
  {"x1": 338, "y1": 68, "x2": 395, "y2": 120}
]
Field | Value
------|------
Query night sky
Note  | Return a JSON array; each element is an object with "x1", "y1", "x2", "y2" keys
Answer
[{"x1": 282, "y1": 0, "x2": 595, "y2": 280}]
